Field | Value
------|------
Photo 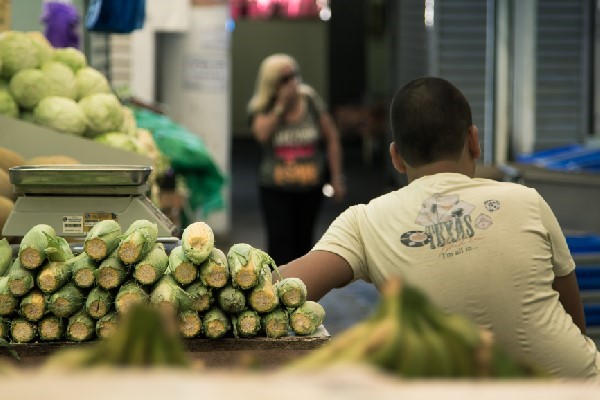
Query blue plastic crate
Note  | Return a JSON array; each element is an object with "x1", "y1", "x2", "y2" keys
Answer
[
  {"x1": 517, "y1": 144, "x2": 600, "y2": 173},
  {"x1": 584, "y1": 304, "x2": 600, "y2": 326},
  {"x1": 566, "y1": 234, "x2": 600, "y2": 254}
]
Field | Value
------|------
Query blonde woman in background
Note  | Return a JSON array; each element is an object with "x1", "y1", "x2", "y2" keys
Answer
[{"x1": 248, "y1": 53, "x2": 346, "y2": 266}]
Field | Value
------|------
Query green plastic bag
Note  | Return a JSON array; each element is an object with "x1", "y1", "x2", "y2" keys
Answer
[{"x1": 133, "y1": 108, "x2": 227, "y2": 217}]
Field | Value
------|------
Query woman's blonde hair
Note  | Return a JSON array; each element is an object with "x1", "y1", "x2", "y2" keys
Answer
[{"x1": 247, "y1": 53, "x2": 301, "y2": 115}]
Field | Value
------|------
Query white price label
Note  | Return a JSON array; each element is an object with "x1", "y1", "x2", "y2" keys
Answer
[{"x1": 63, "y1": 215, "x2": 84, "y2": 234}]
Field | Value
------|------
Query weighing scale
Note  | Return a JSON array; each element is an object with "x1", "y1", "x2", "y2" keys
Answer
[{"x1": 3, "y1": 165, "x2": 178, "y2": 243}]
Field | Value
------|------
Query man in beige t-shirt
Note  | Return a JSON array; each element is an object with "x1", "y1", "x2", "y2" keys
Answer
[{"x1": 279, "y1": 77, "x2": 599, "y2": 378}]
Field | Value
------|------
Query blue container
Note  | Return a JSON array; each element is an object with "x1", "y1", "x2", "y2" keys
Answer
[{"x1": 517, "y1": 144, "x2": 600, "y2": 173}]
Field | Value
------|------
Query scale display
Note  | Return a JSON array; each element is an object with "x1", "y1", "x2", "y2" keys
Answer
[{"x1": 3, "y1": 165, "x2": 177, "y2": 239}]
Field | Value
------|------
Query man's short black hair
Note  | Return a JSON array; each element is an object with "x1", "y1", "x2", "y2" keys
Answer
[{"x1": 389, "y1": 77, "x2": 473, "y2": 167}]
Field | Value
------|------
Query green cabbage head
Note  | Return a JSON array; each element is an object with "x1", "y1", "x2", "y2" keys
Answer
[
  {"x1": 34, "y1": 96, "x2": 87, "y2": 136},
  {"x1": 94, "y1": 132, "x2": 143, "y2": 153},
  {"x1": 0, "y1": 31, "x2": 41, "y2": 79},
  {"x1": 75, "y1": 67, "x2": 111, "y2": 100},
  {"x1": 9, "y1": 68, "x2": 51, "y2": 109},
  {"x1": 41, "y1": 61, "x2": 77, "y2": 99},
  {"x1": 52, "y1": 47, "x2": 87, "y2": 72},
  {"x1": 0, "y1": 89, "x2": 19, "y2": 118},
  {"x1": 79, "y1": 93, "x2": 124, "y2": 136}
]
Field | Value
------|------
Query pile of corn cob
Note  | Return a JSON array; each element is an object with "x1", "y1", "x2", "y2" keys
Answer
[
  {"x1": 288, "y1": 279, "x2": 547, "y2": 379},
  {"x1": 0, "y1": 219, "x2": 324, "y2": 345}
]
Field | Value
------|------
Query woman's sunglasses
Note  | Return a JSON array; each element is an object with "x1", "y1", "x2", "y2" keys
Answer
[{"x1": 279, "y1": 71, "x2": 297, "y2": 85}]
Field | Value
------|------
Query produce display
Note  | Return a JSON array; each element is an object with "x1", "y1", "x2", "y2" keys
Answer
[
  {"x1": 0, "y1": 30, "x2": 170, "y2": 190},
  {"x1": 0, "y1": 219, "x2": 323, "y2": 346},
  {"x1": 288, "y1": 279, "x2": 546, "y2": 378}
]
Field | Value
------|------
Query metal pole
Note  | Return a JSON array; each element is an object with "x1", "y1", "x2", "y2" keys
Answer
[{"x1": 483, "y1": 0, "x2": 496, "y2": 165}]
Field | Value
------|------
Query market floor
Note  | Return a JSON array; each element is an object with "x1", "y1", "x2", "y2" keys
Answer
[{"x1": 222, "y1": 136, "x2": 394, "y2": 336}]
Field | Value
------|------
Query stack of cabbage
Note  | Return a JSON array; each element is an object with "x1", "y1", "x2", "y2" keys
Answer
[
  {"x1": 0, "y1": 30, "x2": 168, "y2": 178},
  {"x1": 0, "y1": 220, "x2": 323, "y2": 344}
]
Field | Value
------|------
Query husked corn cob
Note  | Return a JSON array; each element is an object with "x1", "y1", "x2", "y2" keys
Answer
[
  {"x1": 233, "y1": 310, "x2": 261, "y2": 338},
  {"x1": 115, "y1": 280, "x2": 149, "y2": 315},
  {"x1": 181, "y1": 221, "x2": 214, "y2": 264},
  {"x1": 150, "y1": 274, "x2": 192, "y2": 315},
  {"x1": 18, "y1": 224, "x2": 56, "y2": 269},
  {"x1": 248, "y1": 268, "x2": 279, "y2": 313},
  {"x1": 96, "y1": 249, "x2": 129, "y2": 290},
  {"x1": 0, "y1": 238, "x2": 11, "y2": 276},
  {"x1": 168, "y1": 246, "x2": 198, "y2": 286},
  {"x1": 37, "y1": 260, "x2": 71, "y2": 294},
  {"x1": 217, "y1": 284, "x2": 246, "y2": 314},
  {"x1": 203, "y1": 307, "x2": 231, "y2": 339},
  {"x1": 198, "y1": 247, "x2": 229, "y2": 288},
  {"x1": 7, "y1": 259, "x2": 35, "y2": 296},
  {"x1": 289, "y1": 301, "x2": 325, "y2": 336},
  {"x1": 179, "y1": 310, "x2": 202, "y2": 338},
  {"x1": 84, "y1": 219, "x2": 122, "y2": 261},
  {"x1": 133, "y1": 242, "x2": 168, "y2": 285},
  {"x1": 85, "y1": 287, "x2": 113, "y2": 320},
  {"x1": 20, "y1": 288, "x2": 47, "y2": 322},
  {"x1": 261, "y1": 307, "x2": 290, "y2": 338},
  {"x1": 67, "y1": 310, "x2": 95, "y2": 342},
  {"x1": 48, "y1": 282, "x2": 84, "y2": 318},
  {"x1": 118, "y1": 219, "x2": 158, "y2": 265},
  {"x1": 96, "y1": 311, "x2": 118, "y2": 339},
  {"x1": 186, "y1": 281, "x2": 214, "y2": 313},
  {"x1": 69, "y1": 253, "x2": 98, "y2": 289},
  {"x1": 227, "y1": 243, "x2": 276, "y2": 290},
  {"x1": 38, "y1": 314, "x2": 65, "y2": 341},
  {"x1": 11, "y1": 317, "x2": 37, "y2": 343},
  {"x1": 0, "y1": 276, "x2": 18, "y2": 316},
  {"x1": 276, "y1": 277, "x2": 307, "y2": 308}
]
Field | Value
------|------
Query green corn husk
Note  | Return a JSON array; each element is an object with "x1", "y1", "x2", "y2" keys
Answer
[
  {"x1": 84, "y1": 219, "x2": 122, "y2": 261},
  {"x1": 96, "y1": 249, "x2": 129, "y2": 290},
  {"x1": 117, "y1": 219, "x2": 158, "y2": 265},
  {"x1": 150, "y1": 274, "x2": 192, "y2": 315},
  {"x1": 0, "y1": 276, "x2": 18, "y2": 316},
  {"x1": 217, "y1": 284, "x2": 246, "y2": 314},
  {"x1": 85, "y1": 287, "x2": 113, "y2": 320},
  {"x1": 133, "y1": 242, "x2": 168, "y2": 286},
  {"x1": 96, "y1": 311, "x2": 119, "y2": 339},
  {"x1": 0, "y1": 316, "x2": 9, "y2": 340},
  {"x1": 262, "y1": 307, "x2": 290, "y2": 338},
  {"x1": 18, "y1": 224, "x2": 57, "y2": 269},
  {"x1": 38, "y1": 315, "x2": 65, "y2": 341},
  {"x1": 186, "y1": 281, "x2": 214, "y2": 313},
  {"x1": 289, "y1": 301, "x2": 325, "y2": 336},
  {"x1": 0, "y1": 238, "x2": 11, "y2": 277},
  {"x1": 115, "y1": 280, "x2": 149, "y2": 315},
  {"x1": 44, "y1": 234, "x2": 74, "y2": 262},
  {"x1": 181, "y1": 221, "x2": 214, "y2": 264},
  {"x1": 179, "y1": 310, "x2": 202, "y2": 338},
  {"x1": 36, "y1": 260, "x2": 71, "y2": 294},
  {"x1": 248, "y1": 267, "x2": 279, "y2": 313},
  {"x1": 276, "y1": 277, "x2": 307, "y2": 308},
  {"x1": 20, "y1": 288, "x2": 47, "y2": 322},
  {"x1": 7, "y1": 259, "x2": 35, "y2": 297},
  {"x1": 48, "y1": 282, "x2": 84, "y2": 318},
  {"x1": 168, "y1": 246, "x2": 198, "y2": 286},
  {"x1": 67, "y1": 310, "x2": 96, "y2": 342},
  {"x1": 198, "y1": 247, "x2": 229, "y2": 289},
  {"x1": 202, "y1": 307, "x2": 231, "y2": 339},
  {"x1": 69, "y1": 253, "x2": 99, "y2": 289},
  {"x1": 11, "y1": 318, "x2": 37, "y2": 343},
  {"x1": 233, "y1": 310, "x2": 261, "y2": 338},
  {"x1": 227, "y1": 243, "x2": 278, "y2": 290}
]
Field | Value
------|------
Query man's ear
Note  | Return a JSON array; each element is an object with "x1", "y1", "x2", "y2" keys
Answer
[
  {"x1": 389, "y1": 142, "x2": 407, "y2": 173},
  {"x1": 468, "y1": 125, "x2": 481, "y2": 161}
]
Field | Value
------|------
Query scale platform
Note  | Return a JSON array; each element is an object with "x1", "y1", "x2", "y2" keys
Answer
[{"x1": 3, "y1": 165, "x2": 178, "y2": 241}]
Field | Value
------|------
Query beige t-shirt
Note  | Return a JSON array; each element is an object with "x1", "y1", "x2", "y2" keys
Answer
[{"x1": 314, "y1": 172, "x2": 599, "y2": 378}]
